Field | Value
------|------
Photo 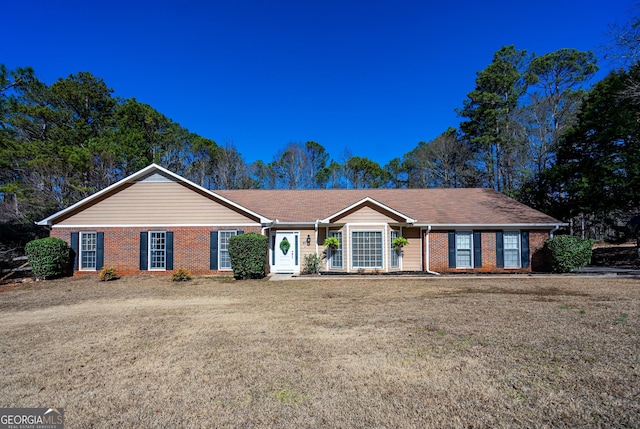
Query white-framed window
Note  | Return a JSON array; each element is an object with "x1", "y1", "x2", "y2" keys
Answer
[
  {"x1": 390, "y1": 229, "x2": 400, "y2": 269},
  {"x1": 80, "y1": 231, "x2": 97, "y2": 270},
  {"x1": 351, "y1": 230, "x2": 383, "y2": 269},
  {"x1": 149, "y1": 231, "x2": 166, "y2": 270},
  {"x1": 503, "y1": 231, "x2": 521, "y2": 268},
  {"x1": 456, "y1": 231, "x2": 473, "y2": 268},
  {"x1": 219, "y1": 230, "x2": 237, "y2": 270},
  {"x1": 329, "y1": 231, "x2": 343, "y2": 269}
]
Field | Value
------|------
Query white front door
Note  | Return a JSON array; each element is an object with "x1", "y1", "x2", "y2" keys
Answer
[{"x1": 274, "y1": 231, "x2": 298, "y2": 273}]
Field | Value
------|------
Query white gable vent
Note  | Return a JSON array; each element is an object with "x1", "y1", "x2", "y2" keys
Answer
[{"x1": 137, "y1": 172, "x2": 176, "y2": 183}]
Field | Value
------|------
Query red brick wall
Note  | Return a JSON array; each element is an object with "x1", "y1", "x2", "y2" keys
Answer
[
  {"x1": 529, "y1": 231, "x2": 548, "y2": 272},
  {"x1": 428, "y1": 230, "x2": 550, "y2": 274},
  {"x1": 51, "y1": 226, "x2": 262, "y2": 275},
  {"x1": 50, "y1": 226, "x2": 550, "y2": 276}
]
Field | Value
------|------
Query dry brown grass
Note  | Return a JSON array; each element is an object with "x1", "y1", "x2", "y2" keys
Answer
[{"x1": 0, "y1": 275, "x2": 638, "y2": 428}]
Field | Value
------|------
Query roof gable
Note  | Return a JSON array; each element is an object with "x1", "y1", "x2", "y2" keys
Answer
[
  {"x1": 54, "y1": 180, "x2": 261, "y2": 226},
  {"x1": 37, "y1": 164, "x2": 269, "y2": 226},
  {"x1": 323, "y1": 197, "x2": 416, "y2": 224}
]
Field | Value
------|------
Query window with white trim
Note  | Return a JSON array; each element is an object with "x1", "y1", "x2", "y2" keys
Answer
[
  {"x1": 329, "y1": 231, "x2": 343, "y2": 269},
  {"x1": 219, "y1": 230, "x2": 237, "y2": 270},
  {"x1": 351, "y1": 231, "x2": 383, "y2": 269},
  {"x1": 149, "y1": 231, "x2": 166, "y2": 270},
  {"x1": 456, "y1": 231, "x2": 473, "y2": 268},
  {"x1": 80, "y1": 232, "x2": 97, "y2": 270},
  {"x1": 390, "y1": 229, "x2": 400, "y2": 269},
  {"x1": 503, "y1": 231, "x2": 521, "y2": 268}
]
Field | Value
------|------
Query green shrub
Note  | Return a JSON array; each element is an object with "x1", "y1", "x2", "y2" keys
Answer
[
  {"x1": 228, "y1": 232, "x2": 268, "y2": 279},
  {"x1": 303, "y1": 253, "x2": 321, "y2": 274},
  {"x1": 98, "y1": 266, "x2": 119, "y2": 281},
  {"x1": 543, "y1": 235, "x2": 595, "y2": 273},
  {"x1": 24, "y1": 237, "x2": 71, "y2": 279},
  {"x1": 171, "y1": 267, "x2": 191, "y2": 282}
]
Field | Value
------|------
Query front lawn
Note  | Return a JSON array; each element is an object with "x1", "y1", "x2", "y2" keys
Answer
[{"x1": 0, "y1": 275, "x2": 638, "y2": 427}]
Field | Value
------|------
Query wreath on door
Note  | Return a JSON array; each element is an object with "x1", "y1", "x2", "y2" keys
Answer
[{"x1": 279, "y1": 237, "x2": 291, "y2": 255}]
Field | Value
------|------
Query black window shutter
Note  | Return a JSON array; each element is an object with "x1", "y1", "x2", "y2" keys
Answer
[
  {"x1": 448, "y1": 231, "x2": 456, "y2": 268},
  {"x1": 521, "y1": 231, "x2": 530, "y2": 268},
  {"x1": 140, "y1": 232, "x2": 148, "y2": 270},
  {"x1": 70, "y1": 232, "x2": 79, "y2": 271},
  {"x1": 96, "y1": 232, "x2": 104, "y2": 270},
  {"x1": 473, "y1": 231, "x2": 482, "y2": 268},
  {"x1": 496, "y1": 231, "x2": 504, "y2": 268},
  {"x1": 272, "y1": 235, "x2": 276, "y2": 265},
  {"x1": 210, "y1": 231, "x2": 218, "y2": 270},
  {"x1": 166, "y1": 232, "x2": 174, "y2": 270},
  {"x1": 295, "y1": 234, "x2": 299, "y2": 265}
]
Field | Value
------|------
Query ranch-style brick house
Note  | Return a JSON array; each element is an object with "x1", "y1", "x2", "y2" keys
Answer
[{"x1": 37, "y1": 164, "x2": 565, "y2": 275}]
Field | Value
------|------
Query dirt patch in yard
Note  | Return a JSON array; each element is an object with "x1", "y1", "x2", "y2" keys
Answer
[{"x1": 0, "y1": 275, "x2": 638, "y2": 428}]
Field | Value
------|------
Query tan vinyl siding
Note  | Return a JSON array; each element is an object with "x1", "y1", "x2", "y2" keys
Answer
[
  {"x1": 297, "y1": 229, "x2": 317, "y2": 271},
  {"x1": 57, "y1": 181, "x2": 258, "y2": 226},
  {"x1": 333, "y1": 204, "x2": 403, "y2": 224},
  {"x1": 400, "y1": 227, "x2": 422, "y2": 271}
]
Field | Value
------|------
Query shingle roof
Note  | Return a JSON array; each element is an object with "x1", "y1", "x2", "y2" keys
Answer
[
  {"x1": 216, "y1": 188, "x2": 562, "y2": 225},
  {"x1": 37, "y1": 164, "x2": 563, "y2": 227}
]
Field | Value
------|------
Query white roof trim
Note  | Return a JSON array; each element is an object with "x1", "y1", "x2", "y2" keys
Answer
[
  {"x1": 416, "y1": 223, "x2": 568, "y2": 228},
  {"x1": 37, "y1": 164, "x2": 272, "y2": 226},
  {"x1": 271, "y1": 220, "x2": 318, "y2": 226},
  {"x1": 320, "y1": 196, "x2": 417, "y2": 224}
]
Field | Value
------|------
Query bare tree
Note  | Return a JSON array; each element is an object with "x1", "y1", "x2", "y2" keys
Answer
[{"x1": 212, "y1": 143, "x2": 251, "y2": 189}]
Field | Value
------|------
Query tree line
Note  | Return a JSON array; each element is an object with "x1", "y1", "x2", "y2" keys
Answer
[{"x1": 2, "y1": 11, "x2": 639, "y2": 243}]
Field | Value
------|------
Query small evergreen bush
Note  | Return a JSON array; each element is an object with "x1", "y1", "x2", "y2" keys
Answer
[
  {"x1": 543, "y1": 235, "x2": 595, "y2": 273},
  {"x1": 303, "y1": 253, "x2": 321, "y2": 274},
  {"x1": 228, "y1": 232, "x2": 268, "y2": 279},
  {"x1": 98, "y1": 266, "x2": 119, "y2": 281},
  {"x1": 24, "y1": 237, "x2": 71, "y2": 279},
  {"x1": 171, "y1": 267, "x2": 191, "y2": 282}
]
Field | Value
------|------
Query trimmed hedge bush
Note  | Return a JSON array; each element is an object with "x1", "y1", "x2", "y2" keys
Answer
[
  {"x1": 228, "y1": 232, "x2": 268, "y2": 279},
  {"x1": 24, "y1": 237, "x2": 71, "y2": 279},
  {"x1": 543, "y1": 235, "x2": 595, "y2": 273},
  {"x1": 98, "y1": 266, "x2": 119, "y2": 281},
  {"x1": 171, "y1": 267, "x2": 191, "y2": 282}
]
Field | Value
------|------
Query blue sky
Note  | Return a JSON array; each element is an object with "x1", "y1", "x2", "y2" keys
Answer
[{"x1": 3, "y1": 1, "x2": 634, "y2": 166}]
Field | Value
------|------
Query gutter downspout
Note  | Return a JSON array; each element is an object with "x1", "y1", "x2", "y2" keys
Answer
[
  {"x1": 424, "y1": 225, "x2": 441, "y2": 276},
  {"x1": 550, "y1": 224, "x2": 560, "y2": 238},
  {"x1": 314, "y1": 220, "x2": 319, "y2": 260},
  {"x1": 261, "y1": 225, "x2": 271, "y2": 273}
]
